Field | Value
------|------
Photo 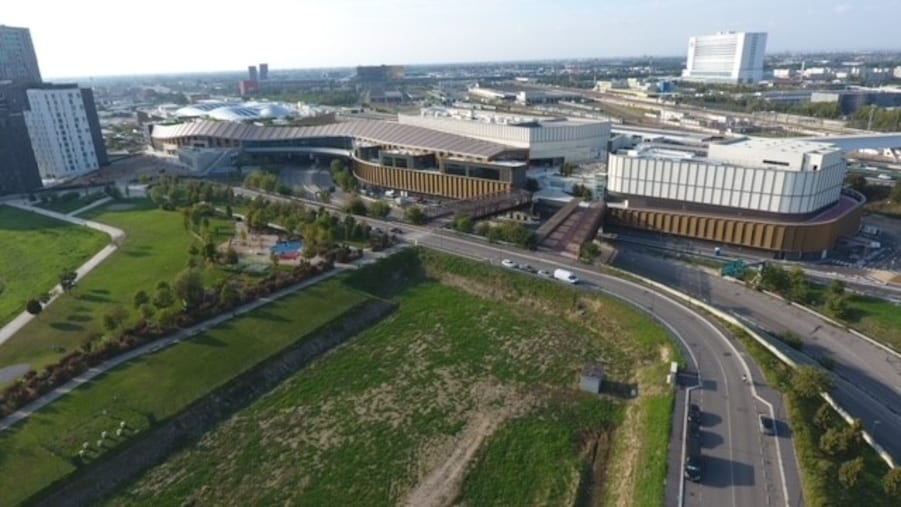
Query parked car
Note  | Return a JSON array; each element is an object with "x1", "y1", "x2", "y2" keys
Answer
[
  {"x1": 553, "y1": 268, "x2": 579, "y2": 284},
  {"x1": 689, "y1": 403, "x2": 701, "y2": 423},
  {"x1": 520, "y1": 264, "x2": 537, "y2": 274},
  {"x1": 501, "y1": 259, "x2": 518, "y2": 269},
  {"x1": 758, "y1": 414, "x2": 775, "y2": 435},
  {"x1": 537, "y1": 269, "x2": 553, "y2": 279},
  {"x1": 390, "y1": 227, "x2": 404, "y2": 234}
]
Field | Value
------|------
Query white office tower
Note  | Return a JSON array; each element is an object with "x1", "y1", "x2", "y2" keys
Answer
[
  {"x1": 24, "y1": 87, "x2": 101, "y2": 181},
  {"x1": 682, "y1": 32, "x2": 767, "y2": 84}
]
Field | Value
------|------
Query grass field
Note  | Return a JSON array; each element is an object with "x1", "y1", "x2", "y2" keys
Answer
[
  {"x1": 731, "y1": 325, "x2": 893, "y2": 507},
  {"x1": 0, "y1": 206, "x2": 108, "y2": 327},
  {"x1": 0, "y1": 200, "x2": 217, "y2": 374},
  {"x1": 0, "y1": 280, "x2": 367, "y2": 506},
  {"x1": 109, "y1": 249, "x2": 676, "y2": 507},
  {"x1": 808, "y1": 285, "x2": 901, "y2": 351},
  {"x1": 36, "y1": 194, "x2": 107, "y2": 214}
]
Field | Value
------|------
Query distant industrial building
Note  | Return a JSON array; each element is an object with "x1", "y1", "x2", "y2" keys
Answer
[
  {"x1": 0, "y1": 25, "x2": 42, "y2": 84},
  {"x1": 247, "y1": 65, "x2": 258, "y2": 82},
  {"x1": 356, "y1": 65, "x2": 405, "y2": 82},
  {"x1": 398, "y1": 108, "x2": 610, "y2": 163},
  {"x1": 259, "y1": 63, "x2": 269, "y2": 80},
  {"x1": 681, "y1": 31, "x2": 767, "y2": 84},
  {"x1": 605, "y1": 138, "x2": 861, "y2": 257},
  {"x1": 23, "y1": 84, "x2": 108, "y2": 180},
  {"x1": 810, "y1": 89, "x2": 901, "y2": 115}
]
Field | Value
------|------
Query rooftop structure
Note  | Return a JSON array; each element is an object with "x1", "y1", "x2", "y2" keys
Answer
[
  {"x1": 682, "y1": 31, "x2": 767, "y2": 84},
  {"x1": 174, "y1": 101, "x2": 294, "y2": 121},
  {"x1": 398, "y1": 107, "x2": 610, "y2": 163}
]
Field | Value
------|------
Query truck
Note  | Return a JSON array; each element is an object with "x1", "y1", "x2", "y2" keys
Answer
[{"x1": 553, "y1": 268, "x2": 579, "y2": 284}]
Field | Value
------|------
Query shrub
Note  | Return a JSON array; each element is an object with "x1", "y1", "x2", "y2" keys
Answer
[
  {"x1": 838, "y1": 457, "x2": 865, "y2": 489},
  {"x1": 404, "y1": 206, "x2": 426, "y2": 225}
]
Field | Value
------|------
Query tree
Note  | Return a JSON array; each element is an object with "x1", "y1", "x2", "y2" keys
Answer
[
  {"x1": 838, "y1": 457, "x2": 865, "y2": 489},
  {"x1": 757, "y1": 264, "x2": 791, "y2": 294},
  {"x1": 59, "y1": 270, "x2": 78, "y2": 293},
  {"x1": 884, "y1": 468, "x2": 901, "y2": 497},
  {"x1": 474, "y1": 222, "x2": 491, "y2": 236},
  {"x1": 139, "y1": 303, "x2": 156, "y2": 320},
  {"x1": 819, "y1": 426, "x2": 851, "y2": 456},
  {"x1": 173, "y1": 269, "x2": 204, "y2": 310},
  {"x1": 451, "y1": 213, "x2": 473, "y2": 233},
  {"x1": 368, "y1": 200, "x2": 391, "y2": 218},
  {"x1": 225, "y1": 247, "x2": 239, "y2": 265},
  {"x1": 404, "y1": 206, "x2": 426, "y2": 225},
  {"x1": 25, "y1": 299, "x2": 43, "y2": 316},
  {"x1": 813, "y1": 403, "x2": 836, "y2": 429},
  {"x1": 153, "y1": 283, "x2": 175, "y2": 309},
  {"x1": 133, "y1": 290, "x2": 149, "y2": 309},
  {"x1": 787, "y1": 267, "x2": 810, "y2": 303},
  {"x1": 792, "y1": 366, "x2": 832, "y2": 398},
  {"x1": 580, "y1": 241, "x2": 600, "y2": 263},
  {"x1": 345, "y1": 197, "x2": 367, "y2": 216},
  {"x1": 155, "y1": 307, "x2": 180, "y2": 329},
  {"x1": 825, "y1": 293, "x2": 851, "y2": 320},
  {"x1": 827, "y1": 280, "x2": 846, "y2": 298},
  {"x1": 219, "y1": 284, "x2": 241, "y2": 309},
  {"x1": 101, "y1": 305, "x2": 129, "y2": 332}
]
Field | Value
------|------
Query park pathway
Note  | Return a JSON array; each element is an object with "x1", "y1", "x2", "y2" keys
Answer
[
  {"x1": 0, "y1": 243, "x2": 407, "y2": 431},
  {"x1": 0, "y1": 201, "x2": 125, "y2": 347}
]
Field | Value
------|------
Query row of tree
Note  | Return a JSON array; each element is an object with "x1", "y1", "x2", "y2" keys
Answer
[
  {"x1": 754, "y1": 264, "x2": 852, "y2": 320},
  {"x1": 149, "y1": 176, "x2": 235, "y2": 209}
]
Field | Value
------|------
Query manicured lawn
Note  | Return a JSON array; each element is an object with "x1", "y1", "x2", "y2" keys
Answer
[
  {"x1": 36, "y1": 193, "x2": 107, "y2": 214},
  {"x1": 0, "y1": 280, "x2": 367, "y2": 506},
  {"x1": 0, "y1": 200, "x2": 199, "y2": 373},
  {"x1": 809, "y1": 285, "x2": 901, "y2": 351},
  {"x1": 110, "y1": 250, "x2": 675, "y2": 507},
  {"x1": 0, "y1": 206, "x2": 108, "y2": 327}
]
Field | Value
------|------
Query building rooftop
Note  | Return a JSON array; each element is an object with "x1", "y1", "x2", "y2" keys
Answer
[
  {"x1": 151, "y1": 119, "x2": 521, "y2": 160},
  {"x1": 715, "y1": 137, "x2": 840, "y2": 156}
]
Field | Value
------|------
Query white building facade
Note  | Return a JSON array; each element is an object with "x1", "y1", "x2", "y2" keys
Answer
[
  {"x1": 24, "y1": 87, "x2": 101, "y2": 180},
  {"x1": 682, "y1": 32, "x2": 767, "y2": 84},
  {"x1": 607, "y1": 139, "x2": 846, "y2": 215},
  {"x1": 399, "y1": 108, "x2": 610, "y2": 163}
]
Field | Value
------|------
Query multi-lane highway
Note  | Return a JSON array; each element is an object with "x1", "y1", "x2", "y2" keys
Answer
[{"x1": 612, "y1": 247, "x2": 901, "y2": 465}]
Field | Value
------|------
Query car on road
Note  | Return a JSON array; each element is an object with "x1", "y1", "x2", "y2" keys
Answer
[
  {"x1": 520, "y1": 264, "x2": 537, "y2": 274},
  {"x1": 537, "y1": 269, "x2": 552, "y2": 279},
  {"x1": 758, "y1": 414, "x2": 775, "y2": 435},
  {"x1": 688, "y1": 403, "x2": 701, "y2": 423},
  {"x1": 390, "y1": 227, "x2": 404, "y2": 234},
  {"x1": 501, "y1": 259, "x2": 518, "y2": 269},
  {"x1": 684, "y1": 455, "x2": 702, "y2": 482},
  {"x1": 553, "y1": 268, "x2": 579, "y2": 284}
]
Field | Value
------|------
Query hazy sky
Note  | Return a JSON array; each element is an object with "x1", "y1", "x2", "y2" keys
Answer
[{"x1": 4, "y1": 0, "x2": 899, "y2": 78}]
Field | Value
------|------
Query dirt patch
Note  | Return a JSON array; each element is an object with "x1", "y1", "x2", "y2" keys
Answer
[{"x1": 105, "y1": 203, "x2": 136, "y2": 211}]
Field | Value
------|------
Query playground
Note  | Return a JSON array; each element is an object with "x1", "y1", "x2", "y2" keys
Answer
[{"x1": 226, "y1": 222, "x2": 305, "y2": 265}]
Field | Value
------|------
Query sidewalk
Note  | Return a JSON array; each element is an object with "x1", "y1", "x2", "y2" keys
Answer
[{"x1": 0, "y1": 202, "x2": 125, "y2": 346}]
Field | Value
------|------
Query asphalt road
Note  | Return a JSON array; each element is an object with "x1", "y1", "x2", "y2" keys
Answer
[
  {"x1": 417, "y1": 232, "x2": 797, "y2": 507},
  {"x1": 612, "y1": 247, "x2": 901, "y2": 465}
]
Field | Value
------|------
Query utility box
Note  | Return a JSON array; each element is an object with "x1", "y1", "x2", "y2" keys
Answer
[{"x1": 580, "y1": 364, "x2": 605, "y2": 394}]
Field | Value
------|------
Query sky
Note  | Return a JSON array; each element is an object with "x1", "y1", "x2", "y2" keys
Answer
[{"x1": 4, "y1": 0, "x2": 900, "y2": 79}]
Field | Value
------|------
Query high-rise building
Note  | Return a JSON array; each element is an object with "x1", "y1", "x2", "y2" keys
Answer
[
  {"x1": 0, "y1": 83, "x2": 41, "y2": 194},
  {"x1": 248, "y1": 65, "x2": 258, "y2": 82},
  {"x1": 259, "y1": 63, "x2": 268, "y2": 80},
  {"x1": 681, "y1": 31, "x2": 767, "y2": 84},
  {"x1": 0, "y1": 25, "x2": 42, "y2": 84},
  {"x1": 23, "y1": 85, "x2": 108, "y2": 180}
]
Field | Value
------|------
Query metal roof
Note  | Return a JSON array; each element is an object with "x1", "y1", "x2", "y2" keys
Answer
[{"x1": 151, "y1": 119, "x2": 518, "y2": 159}]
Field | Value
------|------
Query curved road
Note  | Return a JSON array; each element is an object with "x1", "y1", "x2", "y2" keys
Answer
[
  {"x1": 613, "y1": 248, "x2": 901, "y2": 465},
  {"x1": 416, "y1": 232, "x2": 799, "y2": 507}
]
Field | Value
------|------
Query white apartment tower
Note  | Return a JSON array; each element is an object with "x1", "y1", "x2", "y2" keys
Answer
[
  {"x1": 682, "y1": 32, "x2": 767, "y2": 84},
  {"x1": 24, "y1": 87, "x2": 101, "y2": 180}
]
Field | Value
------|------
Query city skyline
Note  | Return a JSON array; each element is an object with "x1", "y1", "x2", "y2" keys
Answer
[{"x1": 4, "y1": 0, "x2": 901, "y2": 79}]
